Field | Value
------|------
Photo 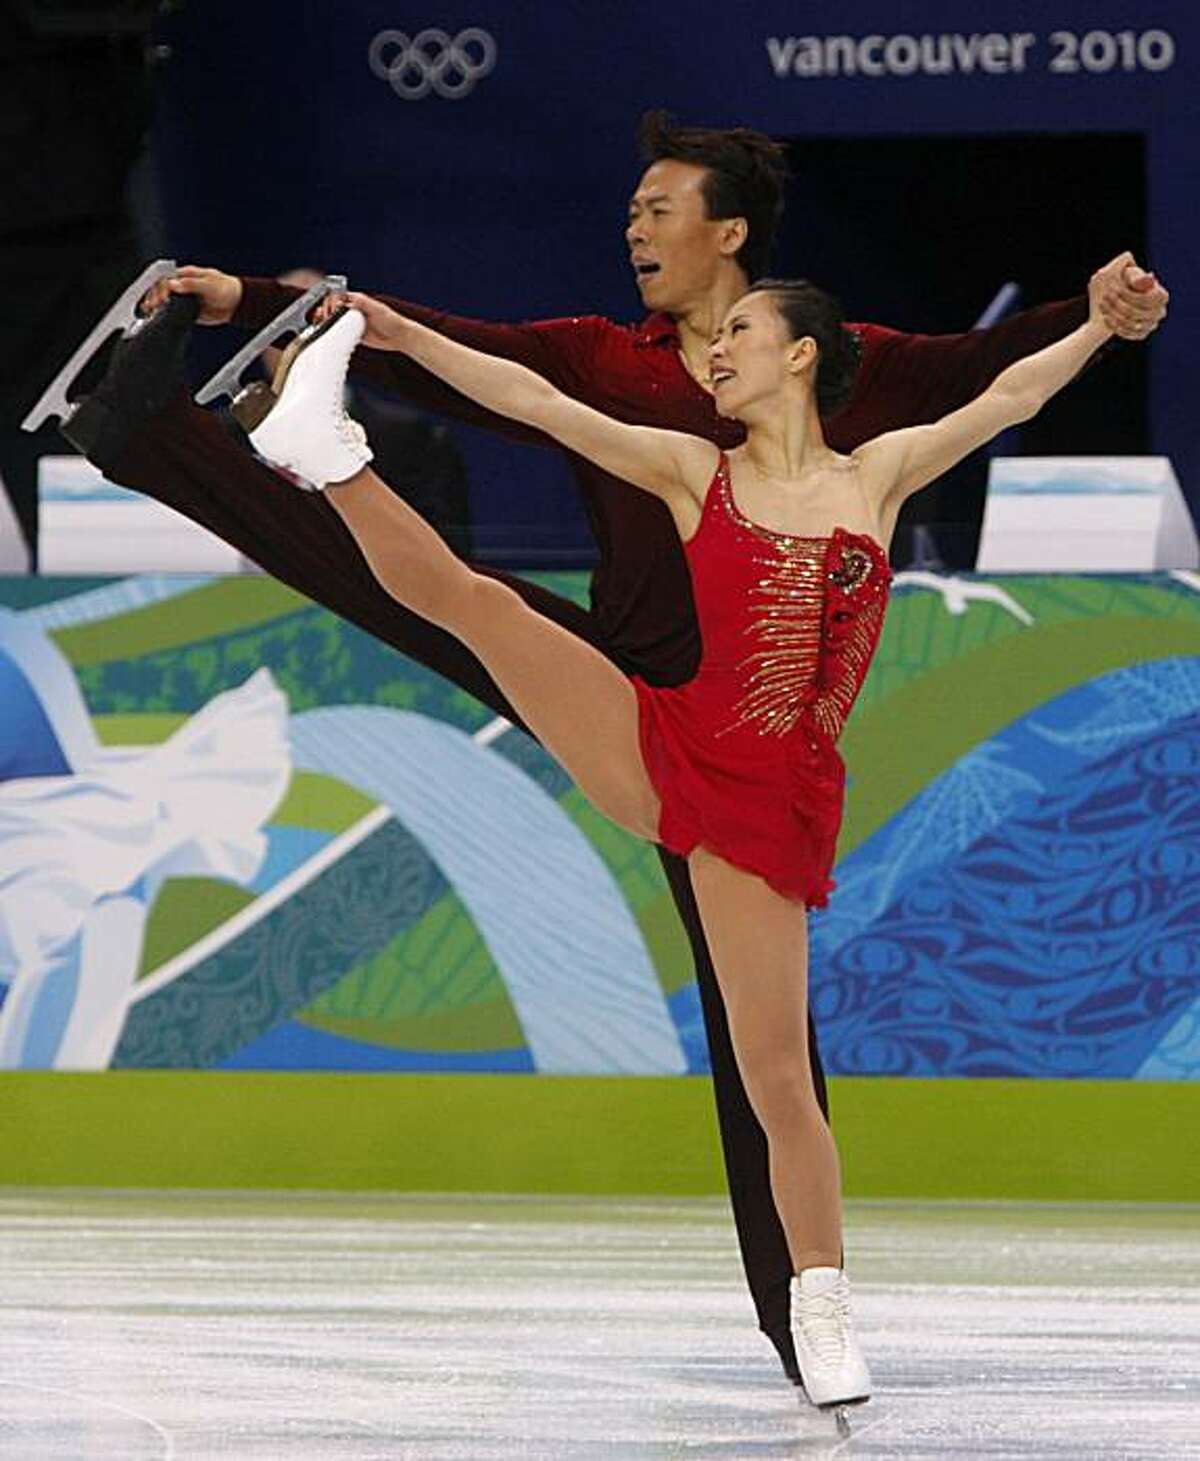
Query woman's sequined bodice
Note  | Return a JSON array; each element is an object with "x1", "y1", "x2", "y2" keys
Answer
[{"x1": 683, "y1": 456, "x2": 891, "y2": 747}]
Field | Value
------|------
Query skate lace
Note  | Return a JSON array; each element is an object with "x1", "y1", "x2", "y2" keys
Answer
[
  {"x1": 324, "y1": 337, "x2": 368, "y2": 451},
  {"x1": 334, "y1": 412, "x2": 367, "y2": 450},
  {"x1": 796, "y1": 1285, "x2": 851, "y2": 1369}
]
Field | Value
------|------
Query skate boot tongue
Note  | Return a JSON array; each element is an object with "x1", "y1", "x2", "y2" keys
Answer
[{"x1": 798, "y1": 1266, "x2": 842, "y2": 1298}]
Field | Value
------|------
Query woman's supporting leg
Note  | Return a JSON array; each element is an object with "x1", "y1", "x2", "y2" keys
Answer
[
  {"x1": 327, "y1": 466, "x2": 660, "y2": 840},
  {"x1": 659, "y1": 849, "x2": 832, "y2": 1378},
  {"x1": 686, "y1": 845, "x2": 842, "y2": 1272}
]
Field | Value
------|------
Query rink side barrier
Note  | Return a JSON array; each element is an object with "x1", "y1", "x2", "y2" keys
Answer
[{"x1": 1, "y1": 1073, "x2": 1197, "y2": 1202}]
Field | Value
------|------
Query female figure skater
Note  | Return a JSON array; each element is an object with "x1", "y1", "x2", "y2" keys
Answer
[{"x1": 244, "y1": 276, "x2": 1119, "y2": 1414}]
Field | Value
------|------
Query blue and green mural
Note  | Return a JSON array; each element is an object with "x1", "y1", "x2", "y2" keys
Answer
[{"x1": 1, "y1": 570, "x2": 1197, "y2": 1079}]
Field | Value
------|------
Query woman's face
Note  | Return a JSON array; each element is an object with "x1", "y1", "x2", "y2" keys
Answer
[{"x1": 708, "y1": 290, "x2": 812, "y2": 419}]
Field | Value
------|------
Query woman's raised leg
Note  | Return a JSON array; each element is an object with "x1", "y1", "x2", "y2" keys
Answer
[{"x1": 327, "y1": 467, "x2": 660, "y2": 840}]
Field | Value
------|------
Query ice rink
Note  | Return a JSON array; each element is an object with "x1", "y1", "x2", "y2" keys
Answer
[{"x1": 1, "y1": 1191, "x2": 1196, "y2": 1458}]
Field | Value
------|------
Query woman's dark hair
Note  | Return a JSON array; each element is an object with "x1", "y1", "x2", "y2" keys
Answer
[
  {"x1": 747, "y1": 278, "x2": 862, "y2": 414},
  {"x1": 638, "y1": 110, "x2": 788, "y2": 282}
]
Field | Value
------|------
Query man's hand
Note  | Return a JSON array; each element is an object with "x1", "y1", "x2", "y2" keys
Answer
[
  {"x1": 1089, "y1": 251, "x2": 1169, "y2": 340},
  {"x1": 140, "y1": 265, "x2": 243, "y2": 325}
]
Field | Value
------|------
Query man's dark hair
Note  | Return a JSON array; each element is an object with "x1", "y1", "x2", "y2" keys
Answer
[{"x1": 638, "y1": 110, "x2": 789, "y2": 282}]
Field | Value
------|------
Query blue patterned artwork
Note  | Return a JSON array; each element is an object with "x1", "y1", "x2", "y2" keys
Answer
[
  {"x1": 0, "y1": 571, "x2": 1197, "y2": 1078},
  {"x1": 814, "y1": 706, "x2": 1199, "y2": 1076}
]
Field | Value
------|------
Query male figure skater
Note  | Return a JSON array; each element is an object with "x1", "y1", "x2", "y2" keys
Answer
[{"x1": 47, "y1": 112, "x2": 1167, "y2": 1380}]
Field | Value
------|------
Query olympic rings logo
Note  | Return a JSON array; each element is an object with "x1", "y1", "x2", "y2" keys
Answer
[{"x1": 368, "y1": 28, "x2": 498, "y2": 101}]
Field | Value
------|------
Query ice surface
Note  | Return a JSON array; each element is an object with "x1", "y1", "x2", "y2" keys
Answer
[{"x1": 0, "y1": 1192, "x2": 1196, "y2": 1458}]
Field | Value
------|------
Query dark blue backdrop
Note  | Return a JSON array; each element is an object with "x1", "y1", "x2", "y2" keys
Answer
[{"x1": 152, "y1": 1, "x2": 1198, "y2": 561}]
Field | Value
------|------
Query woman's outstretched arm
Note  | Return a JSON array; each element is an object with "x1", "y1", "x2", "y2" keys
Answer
[
  {"x1": 332, "y1": 291, "x2": 715, "y2": 528},
  {"x1": 853, "y1": 297, "x2": 1120, "y2": 513}
]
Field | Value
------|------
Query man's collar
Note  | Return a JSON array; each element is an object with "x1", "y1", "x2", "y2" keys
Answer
[{"x1": 633, "y1": 312, "x2": 680, "y2": 349}]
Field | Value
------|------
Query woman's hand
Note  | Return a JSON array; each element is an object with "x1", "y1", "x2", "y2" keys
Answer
[
  {"x1": 140, "y1": 265, "x2": 243, "y2": 324},
  {"x1": 314, "y1": 291, "x2": 410, "y2": 350}
]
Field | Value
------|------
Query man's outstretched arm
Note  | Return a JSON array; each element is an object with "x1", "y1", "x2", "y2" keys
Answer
[
  {"x1": 146, "y1": 266, "x2": 613, "y2": 448},
  {"x1": 831, "y1": 252, "x2": 1167, "y2": 447}
]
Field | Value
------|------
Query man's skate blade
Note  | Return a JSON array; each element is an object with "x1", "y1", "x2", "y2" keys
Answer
[
  {"x1": 21, "y1": 260, "x2": 178, "y2": 433},
  {"x1": 195, "y1": 274, "x2": 347, "y2": 406}
]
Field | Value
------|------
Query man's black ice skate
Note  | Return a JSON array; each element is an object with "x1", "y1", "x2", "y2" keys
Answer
[
  {"x1": 21, "y1": 259, "x2": 194, "y2": 467},
  {"x1": 57, "y1": 293, "x2": 201, "y2": 471}
]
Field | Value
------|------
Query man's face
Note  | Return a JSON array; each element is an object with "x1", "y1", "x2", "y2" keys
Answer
[{"x1": 626, "y1": 159, "x2": 732, "y2": 314}]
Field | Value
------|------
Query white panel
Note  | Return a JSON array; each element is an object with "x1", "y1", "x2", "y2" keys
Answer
[
  {"x1": 38, "y1": 455, "x2": 251, "y2": 574},
  {"x1": 979, "y1": 456, "x2": 1199, "y2": 571}
]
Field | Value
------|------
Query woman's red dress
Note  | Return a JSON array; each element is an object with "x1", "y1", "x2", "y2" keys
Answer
[{"x1": 632, "y1": 453, "x2": 891, "y2": 905}]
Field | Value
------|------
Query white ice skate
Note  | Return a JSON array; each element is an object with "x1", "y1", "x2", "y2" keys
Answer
[
  {"x1": 792, "y1": 1267, "x2": 871, "y2": 1435},
  {"x1": 245, "y1": 308, "x2": 373, "y2": 490}
]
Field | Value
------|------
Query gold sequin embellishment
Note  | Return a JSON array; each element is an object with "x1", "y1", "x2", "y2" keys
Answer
[
  {"x1": 810, "y1": 578, "x2": 887, "y2": 741},
  {"x1": 715, "y1": 465, "x2": 887, "y2": 741},
  {"x1": 723, "y1": 539, "x2": 828, "y2": 737}
]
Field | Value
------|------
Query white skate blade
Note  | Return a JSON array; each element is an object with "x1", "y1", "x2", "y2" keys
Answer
[
  {"x1": 824, "y1": 1397, "x2": 871, "y2": 1438},
  {"x1": 194, "y1": 273, "x2": 348, "y2": 406},
  {"x1": 21, "y1": 259, "x2": 178, "y2": 433}
]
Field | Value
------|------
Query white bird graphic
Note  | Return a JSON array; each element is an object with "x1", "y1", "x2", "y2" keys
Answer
[{"x1": 892, "y1": 571, "x2": 1035, "y2": 626}]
